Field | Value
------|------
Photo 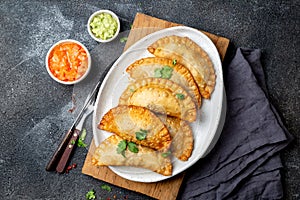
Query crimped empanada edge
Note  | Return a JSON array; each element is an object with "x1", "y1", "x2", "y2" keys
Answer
[
  {"x1": 119, "y1": 78, "x2": 197, "y2": 122},
  {"x1": 98, "y1": 105, "x2": 172, "y2": 150},
  {"x1": 147, "y1": 35, "x2": 216, "y2": 99},
  {"x1": 126, "y1": 57, "x2": 201, "y2": 107}
]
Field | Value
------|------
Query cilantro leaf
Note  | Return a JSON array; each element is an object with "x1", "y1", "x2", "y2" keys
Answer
[
  {"x1": 120, "y1": 37, "x2": 128, "y2": 43},
  {"x1": 154, "y1": 66, "x2": 173, "y2": 79},
  {"x1": 135, "y1": 129, "x2": 147, "y2": 140},
  {"x1": 77, "y1": 139, "x2": 87, "y2": 147},
  {"x1": 101, "y1": 184, "x2": 112, "y2": 192},
  {"x1": 85, "y1": 189, "x2": 96, "y2": 200},
  {"x1": 77, "y1": 129, "x2": 87, "y2": 147},
  {"x1": 80, "y1": 128, "x2": 87, "y2": 140},
  {"x1": 154, "y1": 68, "x2": 162, "y2": 78},
  {"x1": 161, "y1": 66, "x2": 173, "y2": 79},
  {"x1": 117, "y1": 140, "x2": 127, "y2": 157},
  {"x1": 128, "y1": 142, "x2": 139, "y2": 153}
]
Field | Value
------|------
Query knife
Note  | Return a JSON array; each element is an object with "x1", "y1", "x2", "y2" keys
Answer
[{"x1": 45, "y1": 59, "x2": 116, "y2": 172}]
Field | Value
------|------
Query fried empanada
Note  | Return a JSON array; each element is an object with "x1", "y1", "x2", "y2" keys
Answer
[
  {"x1": 147, "y1": 35, "x2": 216, "y2": 99},
  {"x1": 126, "y1": 57, "x2": 201, "y2": 107},
  {"x1": 99, "y1": 105, "x2": 171, "y2": 150},
  {"x1": 158, "y1": 115, "x2": 194, "y2": 161},
  {"x1": 92, "y1": 135, "x2": 172, "y2": 176},
  {"x1": 119, "y1": 78, "x2": 197, "y2": 122}
]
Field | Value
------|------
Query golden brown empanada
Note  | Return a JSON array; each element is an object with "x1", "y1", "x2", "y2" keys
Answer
[
  {"x1": 158, "y1": 115, "x2": 194, "y2": 161},
  {"x1": 119, "y1": 78, "x2": 197, "y2": 122},
  {"x1": 147, "y1": 35, "x2": 216, "y2": 99},
  {"x1": 92, "y1": 135, "x2": 172, "y2": 176},
  {"x1": 126, "y1": 57, "x2": 201, "y2": 107},
  {"x1": 99, "y1": 105, "x2": 171, "y2": 150}
]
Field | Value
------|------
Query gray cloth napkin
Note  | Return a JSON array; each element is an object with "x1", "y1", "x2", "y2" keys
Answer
[{"x1": 179, "y1": 48, "x2": 293, "y2": 200}]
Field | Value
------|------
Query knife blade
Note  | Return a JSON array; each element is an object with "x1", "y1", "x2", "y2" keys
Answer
[{"x1": 45, "y1": 59, "x2": 116, "y2": 172}]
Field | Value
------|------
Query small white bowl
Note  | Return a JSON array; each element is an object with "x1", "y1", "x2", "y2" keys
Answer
[
  {"x1": 87, "y1": 10, "x2": 120, "y2": 43},
  {"x1": 45, "y1": 39, "x2": 91, "y2": 85}
]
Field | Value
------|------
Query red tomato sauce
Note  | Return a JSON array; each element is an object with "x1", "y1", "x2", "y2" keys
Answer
[{"x1": 48, "y1": 42, "x2": 88, "y2": 82}]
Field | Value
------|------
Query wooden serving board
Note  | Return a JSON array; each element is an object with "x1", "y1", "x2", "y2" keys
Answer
[{"x1": 82, "y1": 13, "x2": 229, "y2": 200}]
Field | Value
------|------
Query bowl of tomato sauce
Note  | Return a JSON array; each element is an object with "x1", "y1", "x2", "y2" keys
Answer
[{"x1": 46, "y1": 39, "x2": 91, "y2": 85}]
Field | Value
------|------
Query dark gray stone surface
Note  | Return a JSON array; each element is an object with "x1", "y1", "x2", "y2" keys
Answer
[{"x1": 0, "y1": 0, "x2": 298, "y2": 199}]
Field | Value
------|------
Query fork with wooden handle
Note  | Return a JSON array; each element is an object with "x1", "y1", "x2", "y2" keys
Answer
[
  {"x1": 45, "y1": 59, "x2": 116, "y2": 173},
  {"x1": 55, "y1": 103, "x2": 94, "y2": 173}
]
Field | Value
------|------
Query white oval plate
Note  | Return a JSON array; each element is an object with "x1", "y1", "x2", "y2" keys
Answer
[{"x1": 92, "y1": 26, "x2": 224, "y2": 182}]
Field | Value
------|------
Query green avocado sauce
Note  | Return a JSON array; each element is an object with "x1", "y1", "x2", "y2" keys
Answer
[{"x1": 90, "y1": 13, "x2": 118, "y2": 40}]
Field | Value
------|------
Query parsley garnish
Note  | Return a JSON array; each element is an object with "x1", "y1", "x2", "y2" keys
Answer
[
  {"x1": 176, "y1": 93, "x2": 185, "y2": 100},
  {"x1": 85, "y1": 189, "x2": 96, "y2": 200},
  {"x1": 135, "y1": 129, "x2": 147, "y2": 140},
  {"x1": 70, "y1": 140, "x2": 75, "y2": 145},
  {"x1": 128, "y1": 142, "x2": 139, "y2": 153},
  {"x1": 101, "y1": 184, "x2": 112, "y2": 192},
  {"x1": 77, "y1": 129, "x2": 87, "y2": 148}
]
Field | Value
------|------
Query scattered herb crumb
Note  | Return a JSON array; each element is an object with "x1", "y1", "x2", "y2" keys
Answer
[
  {"x1": 101, "y1": 184, "x2": 112, "y2": 192},
  {"x1": 161, "y1": 150, "x2": 172, "y2": 158},
  {"x1": 172, "y1": 59, "x2": 177, "y2": 65},
  {"x1": 70, "y1": 140, "x2": 75, "y2": 145},
  {"x1": 176, "y1": 93, "x2": 185, "y2": 100},
  {"x1": 77, "y1": 129, "x2": 87, "y2": 147},
  {"x1": 120, "y1": 37, "x2": 128, "y2": 43},
  {"x1": 85, "y1": 189, "x2": 96, "y2": 200}
]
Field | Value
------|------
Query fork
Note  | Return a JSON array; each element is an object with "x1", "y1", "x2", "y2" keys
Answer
[{"x1": 45, "y1": 88, "x2": 98, "y2": 173}]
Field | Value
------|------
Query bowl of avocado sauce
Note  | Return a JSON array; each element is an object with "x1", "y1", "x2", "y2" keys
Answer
[{"x1": 87, "y1": 10, "x2": 120, "y2": 43}]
